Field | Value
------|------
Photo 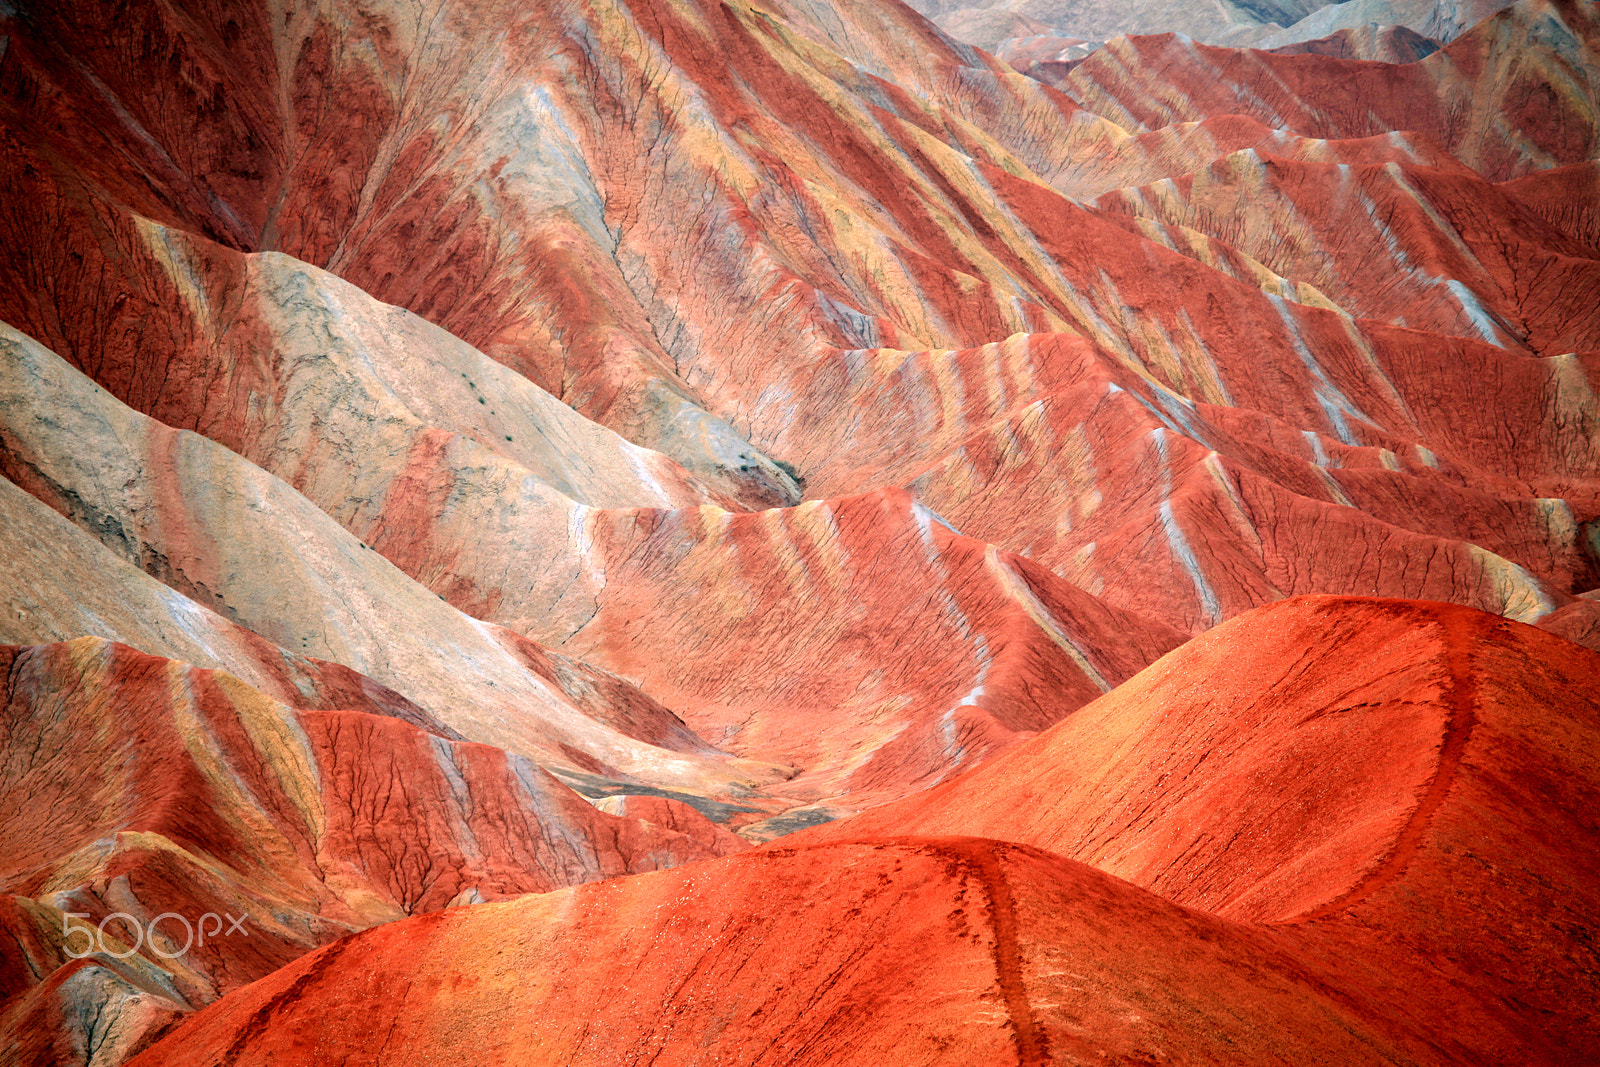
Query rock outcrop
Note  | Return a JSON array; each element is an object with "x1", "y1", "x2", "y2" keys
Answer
[
  {"x1": 918, "y1": 0, "x2": 1513, "y2": 54},
  {"x1": 0, "y1": 0, "x2": 1596, "y2": 1061},
  {"x1": 0, "y1": 638, "x2": 746, "y2": 1059},
  {"x1": 128, "y1": 597, "x2": 1600, "y2": 1066}
]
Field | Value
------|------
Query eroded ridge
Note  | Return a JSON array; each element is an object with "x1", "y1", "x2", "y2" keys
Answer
[{"x1": 1293, "y1": 604, "x2": 1482, "y2": 924}]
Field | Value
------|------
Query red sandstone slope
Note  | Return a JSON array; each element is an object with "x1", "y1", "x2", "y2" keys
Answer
[
  {"x1": 123, "y1": 840, "x2": 1427, "y2": 1066},
  {"x1": 2, "y1": 0, "x2": 1596, "y2": 672},
  {"x1": 1499, "y1": 159, "x2": 1600, "y2": 251},
  {"x1": 799, "y1": 596, "x2": 1600, "y2": 1061},
  {"x1": 0, "y1": 0, "x2": 1098, "y2": 502},
  {"x1": 1089, "y1": 152, "x2": 1600, "y2": 353},
  {"x1": 761, "y1": 328, "x2": 1599, "y2": 633},
  {"x1": 0, "y1": 637, "x2": 744, "y2": 1057},
  {"x1": 1059, "y1": 0, "x2": 1600, "y2": 181},
  {"x1": 127, "y1": 597, "x2": 1600, "y2": 1066},
  {"x1": 0, "y1": 317, "x2": 1189, "y2": 824},
  {"x1": 0, "y1": 0, "x2": 1597, "y2": 1061}
]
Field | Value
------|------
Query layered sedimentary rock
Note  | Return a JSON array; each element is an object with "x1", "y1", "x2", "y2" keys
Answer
[
  {"x1": 0, "y1": 0, "x2": 1596, "y2": 1061},
  {"x1": 1058, "y1": 0, "x2": 1600, "y2": 181},
  {"x1": 126, "y1": 598, "x2": 1600, "y2": 1066},
  {"x1": 909, "y1": 0, "x2": 1325, "y2": 45},
  {"x1": 3, "y1": 0, "x2": 1595, "y2": 668},
  {"x1": 0, "y1": 637, "x2": 745, "y2": 1060},
  {"x1": 920, "y1": 0, "x2": 1512, "y2": 51},
  {"x1": 1250, "y1": 0, "x2": 1518, "y2": 46},
  {"x1": 1088, "y1": 152, "x2": 1600, "y2": 352},
  {"x1": 0, "y1": 473, "x2": 462, "y2": 739},
  {"x1": 996, "y1": 25, "x2": 1442, "y2": 85},
  {"x1": 798, "y1": 596, "x2": 1600, "y2": 1064},
  {"x1": 0, "y1": 323, "x2": 789, "y2": 798},
  {"x1": 1258, "y1": 23, "x2": 1443, "y2": 59}
]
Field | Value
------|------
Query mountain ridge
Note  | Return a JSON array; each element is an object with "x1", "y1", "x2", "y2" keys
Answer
[{"x1": 1, "y1": 0, "x2": 1596, "y2": 1061}]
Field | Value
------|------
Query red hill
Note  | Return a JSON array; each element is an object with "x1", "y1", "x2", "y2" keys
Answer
[{"x1": 0, "y1": 0, "x2": 1595, "y2": 1060}]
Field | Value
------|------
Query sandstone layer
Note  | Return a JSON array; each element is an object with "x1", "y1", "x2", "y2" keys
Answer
[
  {"x1": 131, "y1": 597, "x2": 1600, "y2": 1066},
  {"x1": 0, "y1": 0, "x2": 1595, "y2": 1061}
]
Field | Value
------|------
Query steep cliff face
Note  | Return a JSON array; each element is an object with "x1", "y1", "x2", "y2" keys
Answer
[{"x1": 0, "y1": 0, "x2": 1596, "y2": 1061}]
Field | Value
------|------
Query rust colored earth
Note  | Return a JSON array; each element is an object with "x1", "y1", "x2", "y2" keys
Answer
[{"x1": 1, "y1": 0, "x2": 1597, "y2": 1062}]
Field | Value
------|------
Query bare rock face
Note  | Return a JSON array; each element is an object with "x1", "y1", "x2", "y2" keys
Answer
[
  {"x1": 1250, "y1": 0, "x2": 1519, "y2": 46},
  {"x1": 0, "y1": 0, "x2": 1596, "y2": 1061},
  {"x1": 797, "y1": 596, "x2": 1600, "y2": 1065},
  {"x1": 1258, "y1": 24, "x2": 1443, "y2": 61},
  {"x1": 1058, "y1": 0, "x2": 1600, "y2": 181},
  {"x1": 126, "y1": 840, "x2": 1425, "y2": 1066},
  {"x1": 1086, "y1": 152, "x2": 1600, "y2": 354},
  {"x1": 0, "y1": 324, "x2": 786, "y2": 797},
  {"x1": 939, "y1": 8, "x2": 1062, "y2": 51},
  {"x1": 0, "y1": 638, "x2": 745, "y2": 1056},
  {"x1": 912, "y1": 0, "x2": 1322, "y2": 46},
  {"x1": 917, "y1": 0, "x2": 1511, "y2": 52},
  {"x1": 126, "y1": 597, "x2": 1600, "y2": 1066}
]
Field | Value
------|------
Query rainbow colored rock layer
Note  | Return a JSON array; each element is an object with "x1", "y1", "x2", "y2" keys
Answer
[{"x1": 0, "y1": 0, "x2": 1596, "y2": 1062}]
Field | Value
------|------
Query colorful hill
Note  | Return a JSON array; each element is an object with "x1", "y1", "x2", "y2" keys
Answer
[
  {"x1": 0, "y1": 0, "x2": 1596, "y2": 1061},
  {"x1": 126, "y1": 597, "x2": 1600, "y2": 1066}
]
